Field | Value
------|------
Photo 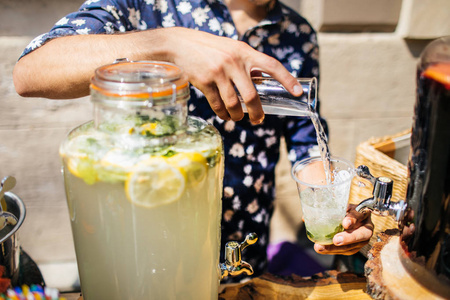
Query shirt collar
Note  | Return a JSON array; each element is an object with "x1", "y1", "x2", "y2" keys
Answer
[
  {"x1": 206, "y1": 0, "x2": 284, "y2": 24},
  {"x1": 206, "y1": 0, "x2": 224, "y2": 5},
  {"x1": 263, "y1": 0, "x2": 284, "y2": 25}
]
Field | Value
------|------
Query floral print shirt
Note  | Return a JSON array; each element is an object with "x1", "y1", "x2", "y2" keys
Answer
[{"x1": 21, "y1": 0, "x2": 327, "y2": 279}]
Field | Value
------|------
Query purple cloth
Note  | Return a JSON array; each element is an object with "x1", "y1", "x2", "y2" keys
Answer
[{"x1": 267, "y1": 241, "x2": 326, "y2": 277}]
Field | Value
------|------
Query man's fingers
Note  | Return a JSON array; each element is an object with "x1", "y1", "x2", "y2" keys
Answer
[
  {"x1": 313, "y1": 221, "x2": 374, "y2": 255},
  {"x1": 215, "y1": 79, "x2": 245, "y2": 122},
  {"x1": 232, "y1": 74, "x2": 264, "y2": 124},
  {"x1": 251, "y1": 55, "x2": 302, "y2": 97},
  {"x1": 201, "y1": 85, "x2": 231, "y2": 121},
  {"x1": 333, "y1": 223, "x2": 374, "y2": 246},
  {"x1": 313, "y1": 206, "x2": 374, "y2": 256},
  {"x1": 343, "y1": 207, "x2": 372, "y2": 230}
]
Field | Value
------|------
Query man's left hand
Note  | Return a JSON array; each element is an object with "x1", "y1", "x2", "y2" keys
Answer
[{"x1": 313, "y1": 205, "x2": 374, "y2": 255}]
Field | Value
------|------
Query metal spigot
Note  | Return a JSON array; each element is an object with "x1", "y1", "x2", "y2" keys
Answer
[
  {"x1": 355, "y1": 165, "x2": 407, "y2": 222},
  {"x1": 220, "y1": 232, "x2": 258, "y2": 280}
]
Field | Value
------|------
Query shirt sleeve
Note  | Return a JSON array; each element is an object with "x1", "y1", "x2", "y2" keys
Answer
[
  {"x1": 283, "y1": 34, "x2": 329, "y2": 164},
  {"x1": 19, "y1": 0, "x2": 144, "y2": 59}
]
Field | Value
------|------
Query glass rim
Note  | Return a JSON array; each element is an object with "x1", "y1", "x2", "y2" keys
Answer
[{"x1": 291, "y1": 155, "x2": 355, "y2": 188}]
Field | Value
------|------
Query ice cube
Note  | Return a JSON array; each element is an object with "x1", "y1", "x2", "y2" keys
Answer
[
  {"x1": 300, "y1": 188, "x2": 315, "y2": 206},
  {"x1": 333, "y1": 169, "x2": 351, "y2": 184}
]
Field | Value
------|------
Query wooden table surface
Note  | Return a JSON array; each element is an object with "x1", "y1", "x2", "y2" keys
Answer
[
  {"x1": 60, "y1": 292, "x2": 81, "y2": 300},
  {"x1": 59, "y1": 270, "x2": 370, "y2": 300}
]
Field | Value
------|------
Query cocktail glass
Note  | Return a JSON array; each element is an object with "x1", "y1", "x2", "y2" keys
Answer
[{"x1": 291, "y1": 156, "x2": 355, "y2": 245}]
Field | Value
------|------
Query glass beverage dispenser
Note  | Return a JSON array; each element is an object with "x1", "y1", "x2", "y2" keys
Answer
[
  {"x1": 355, "y1": 36, "x2": 450, "y2": 298},
  {"x1": 60, "y1": 61, "x2": 226, "y2": 299},
  {"x1": 400, "y1": 36, "x2": 450, "y2": 293}
]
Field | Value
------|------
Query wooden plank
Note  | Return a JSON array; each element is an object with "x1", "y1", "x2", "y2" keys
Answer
[
  {"x1": 60, "y1": 293, "x2": 81, "y2": 300},
  {"x1": 68, "y1": 271, "x2": 371, "y2": 300},
  {"x1": 219, "y1": 271, "x2": 371, "y2": 300}
]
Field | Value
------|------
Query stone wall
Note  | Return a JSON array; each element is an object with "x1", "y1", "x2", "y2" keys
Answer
[{"x1": 0, "y1": 0, "x2": 449, "y2": 290}]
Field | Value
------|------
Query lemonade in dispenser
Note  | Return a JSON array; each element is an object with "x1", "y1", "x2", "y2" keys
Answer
[{"x1": 59, "y1": 60, "x2": 234, "y2": 299}]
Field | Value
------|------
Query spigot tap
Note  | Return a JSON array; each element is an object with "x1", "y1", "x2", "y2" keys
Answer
[
  {"x1": 220, "y1": 232, "x2": 258, "y2": 280},
  {"x1": 355, "y1": 165, "x2": 407, "y2": 222}
]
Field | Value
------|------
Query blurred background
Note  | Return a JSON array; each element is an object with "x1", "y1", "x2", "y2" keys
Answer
[{"x1": 0, "y1": 0, "x2": 449, "y2": 292}]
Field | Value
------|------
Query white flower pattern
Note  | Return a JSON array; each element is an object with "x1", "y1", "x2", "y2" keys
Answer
[
  {"x1": 154, "y1": 0, "x2": 168, "y2": 13},
  {"x1": 192, "y1": 6, "x2": 210, "y2": 26},
  {"x1": 162, "y1": 13, "x2": 175, "y2": 27},
  {"x1": 71, "y1": 19, "x2": 86, "y2": 26},
  {"x1": 221, "y1": 22, "x2": 235, "y2": 36},
  {"x1": 56, "y1": 17, "x2": 69, "y2": 26},
  {"x1": 208, "y1": 18, "x2": 222, "y2": 33},
  {"x1": 76, "y1": 28, "x2": 91, "y2": 34},
  {"x1": 84, "y1": 0, "x2": 101, "y2": 5},
  {"x1": 176, "y1": 1, "x2": 192, "y2": 14}
]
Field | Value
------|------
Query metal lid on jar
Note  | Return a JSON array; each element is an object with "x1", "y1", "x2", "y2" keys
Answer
[{"x1": 90, "y1": 59, "x2": 190, "y2": 105}]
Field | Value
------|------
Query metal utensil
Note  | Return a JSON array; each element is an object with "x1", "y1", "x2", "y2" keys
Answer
[
  {"x1": 0, "y1": 177, "x2": 18, "y2": 229},
  {"x1": 0, "y1": 190, "x2": 26, "y2": 285},
  {"x1": 0, "y1": 176, "x2": 16, "y2": 201}
]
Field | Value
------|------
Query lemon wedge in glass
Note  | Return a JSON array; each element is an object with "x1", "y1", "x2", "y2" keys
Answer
[{"x1": 125, "y1": 157, "x2": 185, "y2": 208}]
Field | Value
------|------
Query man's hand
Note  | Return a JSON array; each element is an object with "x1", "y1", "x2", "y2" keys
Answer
[
  {"x1": 313, "y1": 205, "x2": 374, "y2": 255},
  {"x1": 167, "y1": 28, "x2": 303, "y2": 124},
  {"x1": 14, "y1": 27, "x2": 302, "y2": 125}
]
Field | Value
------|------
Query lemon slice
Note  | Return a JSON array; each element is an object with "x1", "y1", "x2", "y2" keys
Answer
[
  {"x1": 168, "y1": 152, "x2": 207, "y2": 187},
  {"x1": 62, "y1": 133, "x2": 109, "y2": 159},
  {"x1": 67, "y1": 157, "x2": 98, "y2": 185},
  {"x1": 139, "y1": 122, "x2": 159, "y2": 136},
  {"x1": 97, "y1": 149, "x2": 136, "y2": 183},
  {"x1": 125, "y1": 157, "x2": 185, "y2": 208}
]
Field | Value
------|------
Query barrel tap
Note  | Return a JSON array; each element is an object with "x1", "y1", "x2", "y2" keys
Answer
[
  {"x1": 220, "y1": 232, "x2": 258, "y2": 280},
  {"x1": 355, "y1": 165, "x2": 407, "y2": 223}
]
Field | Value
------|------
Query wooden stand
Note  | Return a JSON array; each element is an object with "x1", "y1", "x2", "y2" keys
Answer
[
  {"x1": 65, "y1": 270, "x2": 369, "y2": 300},
  {"x1": 219, "y1": 271, "x2": 370, "y2": 299},
  {"x1": 64, "y1": 232, "x2": 450, "y2": 300},
  {"x1": 67, "y1": 232, "x2": 450, "y2": 300},
  {"x1": 364, "y1": 230, "x2": 450, "y2": 300}
]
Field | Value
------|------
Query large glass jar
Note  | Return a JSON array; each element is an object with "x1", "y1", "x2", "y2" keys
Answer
[{"x1": 60, "y1": 61, "x2": 224, "y2": 299}]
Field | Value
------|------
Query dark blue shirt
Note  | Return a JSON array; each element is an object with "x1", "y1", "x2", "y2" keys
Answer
[{"x1": 22, "y1": 0, "x2": 327, "y2": 278}]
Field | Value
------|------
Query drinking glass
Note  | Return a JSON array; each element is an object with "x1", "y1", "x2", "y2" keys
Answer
[{"x1": 291, "y1": 156, "x2": 355, "y2": 245}]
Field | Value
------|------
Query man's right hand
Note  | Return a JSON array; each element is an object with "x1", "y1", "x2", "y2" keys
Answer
[
  {"x1": 13, "y1": 27, "x2": 302, "y2": 124},
  {"x1": 166, "y1": 28, "x2": 302, "y2": 124}
]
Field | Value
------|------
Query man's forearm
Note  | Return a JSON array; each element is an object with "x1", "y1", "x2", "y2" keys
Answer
[{"x1": 13, "y1": 29, "x2": 171, "y2": 99}]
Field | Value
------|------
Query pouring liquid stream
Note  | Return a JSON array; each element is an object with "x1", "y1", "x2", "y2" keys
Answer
[
  {"x1": 310, "y1": 110, "x2": 332, "y2": 184},
  {"x1": 240, "y1": 84, "x2": 332, "y2": 184}
]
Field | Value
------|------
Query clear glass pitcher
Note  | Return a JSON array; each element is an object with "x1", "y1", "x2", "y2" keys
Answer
[
  {"x1": 239, "y1": 77, "x2": 317, "y2": 117},
  {"x1": 60, "y1": 61, "x2": 225, "y2": 299}
]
